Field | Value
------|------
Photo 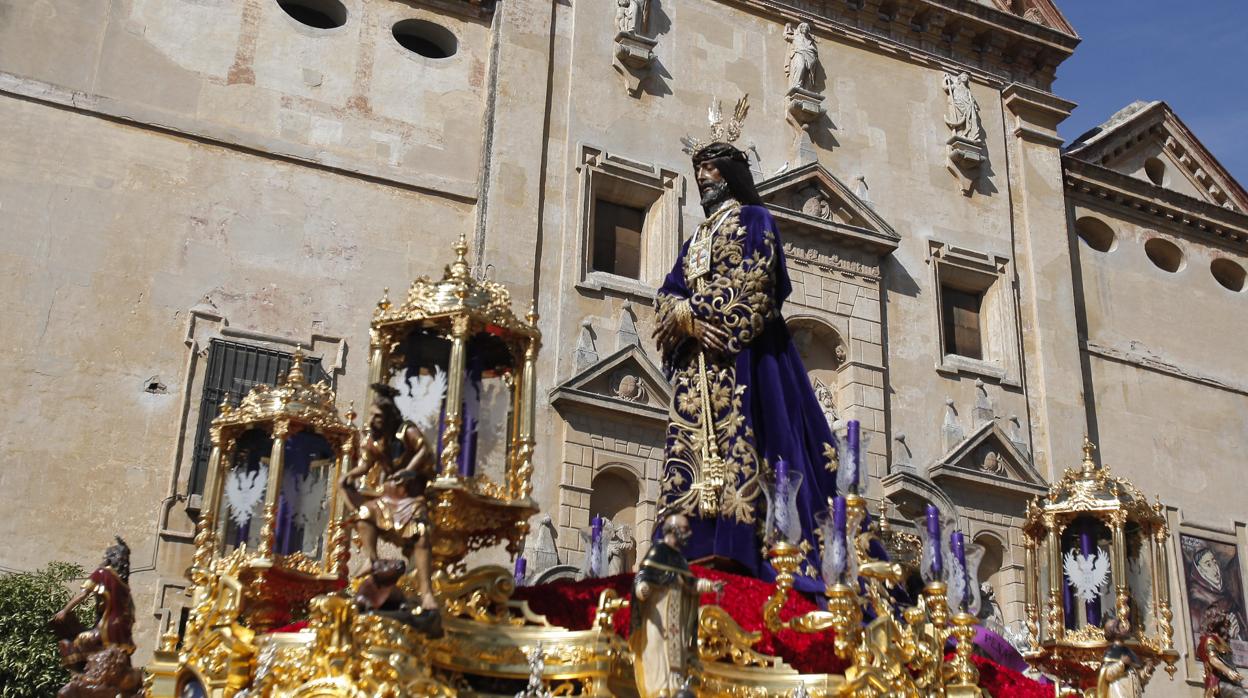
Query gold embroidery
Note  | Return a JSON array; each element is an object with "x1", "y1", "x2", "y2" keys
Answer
[{"x1": 658, "y1": 207, "x2": 779, "y2": 524}]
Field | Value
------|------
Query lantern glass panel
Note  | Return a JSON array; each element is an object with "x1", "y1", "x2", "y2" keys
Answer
[
  {"x1": 388, "y1": 327, "x2": 453, "y2": 461},
  {"x1": 1125, "y1": 523, "x2": 1156, "y2": 634},
  {"x1": 463, "y1": 331, "x2": 516, "y2": 481},
  {"x1": 1060, "y1": 516, "x2": 1114, "y2": 630},
  {"x1": 220, "y1": 427, "x2": 273, "y2": 552},
  {"x1": 274, "y1": 431, "x2": 335, "y2": 557}
]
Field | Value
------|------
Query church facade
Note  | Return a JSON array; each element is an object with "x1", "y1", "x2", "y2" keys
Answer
[{"x1": 0, "y1": 0, "x2": 1244, "y2": 692}]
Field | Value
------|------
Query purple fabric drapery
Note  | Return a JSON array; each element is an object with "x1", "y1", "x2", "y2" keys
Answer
[{"x1": 656, "y1": 206, "x2": 840, "y2": 592}]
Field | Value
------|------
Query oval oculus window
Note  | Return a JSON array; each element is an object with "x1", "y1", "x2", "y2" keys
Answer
[
  {"x1": 277, "y1": 0, "x2": 347, "y2": 29},
  {"x1": 393, "y1": 19, "x2": 458, "y2": 59},
  {"x1": 1144, "y1": 237, "x2": 1184, "y2": 273}
]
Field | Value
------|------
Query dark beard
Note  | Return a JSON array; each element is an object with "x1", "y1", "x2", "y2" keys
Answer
[{"x1": 699, "y1": 180, "x2": 732, "y2": 215}]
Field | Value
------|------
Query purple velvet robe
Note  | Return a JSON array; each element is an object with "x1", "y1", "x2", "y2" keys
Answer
[{"x1": 655, "y1": 203, "x2": 838, "y2": 583}]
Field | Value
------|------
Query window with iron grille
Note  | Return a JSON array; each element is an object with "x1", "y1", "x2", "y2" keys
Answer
[{"x1": 188, "y1": 340, "x2": 328, "y2": 496}]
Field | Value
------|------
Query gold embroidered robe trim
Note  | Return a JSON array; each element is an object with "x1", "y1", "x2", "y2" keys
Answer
[{"x1": 656, "y1": 205, "x2": 779, "y2": 523}]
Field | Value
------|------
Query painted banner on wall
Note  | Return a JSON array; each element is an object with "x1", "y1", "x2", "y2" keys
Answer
[{"x1": 1180, "y1": 533, "x2": 1248, "y2": 666}]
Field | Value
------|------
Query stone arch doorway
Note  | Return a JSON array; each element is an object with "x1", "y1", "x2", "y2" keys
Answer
[
  {"x1": 589, "y1": 467, "x2": 641, "y2": 572},
  {"x1": 974, "y1": 531, "x2": 1008, "y2": 630},
  {"x1": 787, "y1": 317, "x2": 846, "y2": 425}
]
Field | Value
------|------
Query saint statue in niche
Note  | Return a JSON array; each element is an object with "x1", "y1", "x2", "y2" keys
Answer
[
  {"x1": 784, "y1": 23, "x2": 819, "y2": 91},
  {"x1": 615, "y1": 0, "x2": 647, "y2": 35},
  {"x1": 943, "y1": 72, "x2": 984, "y2": 143}
]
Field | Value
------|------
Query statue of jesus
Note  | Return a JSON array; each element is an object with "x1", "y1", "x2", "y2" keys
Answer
[{"x1": 653, "y1": 140, "x2": 840, "y2": 583}]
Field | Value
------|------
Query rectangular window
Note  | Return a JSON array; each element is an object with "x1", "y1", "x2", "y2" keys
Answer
[
  {"x1": 188, "y1": 340, "x2": 326, "y2": 496},
  {"x1": 941, "y1": 286, "x2": 984, "y2": 360},
  {"x1": 591, "y1": 199, "x2": 645, "y2": 279}
]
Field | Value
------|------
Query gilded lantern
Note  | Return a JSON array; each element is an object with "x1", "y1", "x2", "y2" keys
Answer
[
  {"x1": 367, "y1": 234, "x2": 540, "y2": 568},
  {"x1": 1022, "y1": 438, "x2": 1179, "y2": 687}
]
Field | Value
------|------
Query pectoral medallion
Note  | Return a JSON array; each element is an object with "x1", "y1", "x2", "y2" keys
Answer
[{"x1": 687, "y1": 234, "x2": 712, "y2": 279}]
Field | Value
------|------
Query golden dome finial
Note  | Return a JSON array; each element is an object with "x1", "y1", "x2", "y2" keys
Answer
[
  {"x1": 448, "y1": 234, "x2": 471, "y2": 281},
  {"x1": 1080, "y1": 436, "x2": 1097, "y2": 474},
  {"x1": 377, "y1": 287, "x2": 391, "y2": 313},
  {"x1": 287, "y1": 345, "x2": 307, "y2": 385},
  {"x1": 345, "y1": 400, "x2": 357, "y2": 425}
]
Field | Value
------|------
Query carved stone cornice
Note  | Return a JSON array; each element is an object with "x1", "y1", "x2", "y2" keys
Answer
[
  {"x1": 1002, "y1": 82, "x2": 1076, "y2": 145},
  {"x1": 719, "y1": 0, "x2": 1078, "y2": 90},
  {"x1": 1065, "y1": 101, "x2": 1248, "y2": 213},
  {"x1": 1063, "y1": 158, "x2": 1248, "y2": 252}
]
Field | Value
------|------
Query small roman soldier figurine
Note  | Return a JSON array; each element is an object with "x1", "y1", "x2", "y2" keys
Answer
[
  {"x1": 50, "y1": 537, "x2": 143, "y2": 697},
  {"x1": 1198, "y1": 610, "x2": 1246, "y2": 698},
  {"x1": 340, "y1": 383, "x2": 438, "y2": 613}
]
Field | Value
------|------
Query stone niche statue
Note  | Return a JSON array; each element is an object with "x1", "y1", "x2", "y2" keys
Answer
[
  {"x1": 784, "y1": 22, "x2": 819, "y2": 92},
  {"x1": 942, "y1": 71, "x2": 987, "y2": 194},
  {"x1": 606, "y1": 521, "x2": 637, "y2": 575},
  {"x1": 943, "y1": 72, "x2": 983, "y2": 143},
  {"x1": 629, "y1": 514, "x2": 724, "y2": 698},
  {"x1": 615, "y1": 0, "x2": 648, "y2": 36},
  {"x1": 50, "y1": 537, "x2": 143, "y2": 698}
]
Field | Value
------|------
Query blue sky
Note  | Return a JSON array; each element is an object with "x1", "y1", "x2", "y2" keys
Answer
[{"x1": 1054, "y1": 1, "x2": 1248, "y2": 188}]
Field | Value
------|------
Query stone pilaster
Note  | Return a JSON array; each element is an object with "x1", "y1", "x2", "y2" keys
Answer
[{"x1": 1001, "y1": 84, "x2": 1084, "y2": 480}]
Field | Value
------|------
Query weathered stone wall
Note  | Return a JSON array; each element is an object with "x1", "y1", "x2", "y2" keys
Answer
[
  {"x1": 0, "y1": 0, "x2": 486, "y2": 659},
  {"x1": 1070, "y1": 196, "x2": 1248, "y2": 694}
]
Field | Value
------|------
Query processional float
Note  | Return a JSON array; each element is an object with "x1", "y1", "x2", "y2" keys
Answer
[{"x1": 146, "y1": 237, "x2": 1180, "y2": 698}]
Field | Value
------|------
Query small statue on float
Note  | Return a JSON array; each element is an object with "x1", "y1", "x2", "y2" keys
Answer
[
  {"x1": 629, "y1": 513, "x2": 725, "y2": 698},
  {"x1": 1095, "y1": 617, "x2": 1154, "y2": 698},
  {"x1": 1198, "y1": 609, "x2": 1246, "y2": 697},
  {"x1": 340, "y1": 383, "x2": 438, "y2": 614},
  {"x1": 50, "y1": 537, "x2": 143, "y2": 697}
]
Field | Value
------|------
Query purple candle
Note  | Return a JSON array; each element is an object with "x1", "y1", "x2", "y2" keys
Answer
[
  {"x1": 775, "y1": 457, "x2": 791, "y2": 538},
  {"x1": 514, "y1": 556, "x2": 527, "y2": 585},
  {"x1": 590, "y1": 515, "x2": 605, "y2": 578},
  {"x1": 951, "y1": 530, "x2": 968, "y2": 609},
  {"x1": 846, "y1": 420, "x2": 861, "y2": 494},
  {"x1": 1080, "y1": 524, "x2": 1102, "y2": 627},
  {"x1": 926, "y1": 504, "x2": 944, "y2": 579}
]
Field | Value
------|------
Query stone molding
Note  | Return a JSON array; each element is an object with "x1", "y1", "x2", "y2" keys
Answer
[
  {"x1": 1065, "y1": 101, "x2": 1248, "y2": 214},
  {"x1": 613, "y1": 31, "x2": 659, "y2": 97},
  {"x1": 1083, "y1": 340, "x2": 1248, "y2": 398},
  {"x1": 0, "y1": 72, "x2": 478, "y2": 203},
  {"x1": 927, "y1": 241, "x2": 1022, "y2": 387},
  {"x1": 756, "y1": 162, "x2": 901, "y2": 258},
  {"x1": 927, "y1": 421, "x2": 1047, "y2": 499},
  {"x1": 550, "y1": 343, "x2": 673, "y2": 423},
  {"x1": 1064, "y1": 158, "x2": 1248, "y2": 253},
  {"x1": 575, "y1": 145, "x2": 685, "y2": 299},
  {"x1": 721, "y1": 0, "x2": 1077, "y2": 91},
  {"x1": 1001, "y1": 82, "x2": 1075, "y2": 146}
]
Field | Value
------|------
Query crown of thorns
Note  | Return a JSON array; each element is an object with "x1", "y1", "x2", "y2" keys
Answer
[{"x1": 680, "y1": 94, "x2": 750, "y2": 155}]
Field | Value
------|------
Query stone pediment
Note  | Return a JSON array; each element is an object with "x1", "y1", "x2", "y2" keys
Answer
[
  {"x1": 550, "y1": 344, "x2": 671, "y2": 422},
  {"x1": 928, "y1": 421, "x2": 1047, "y2": 498},
  {"x1": 988, "y1": 0, "x2": 1076, "y2": 35},
  {"x1": 1066, "y1": 101, "x2": 1248, "y2": 214},
  {"x1": 756, "y1": 163, "x2": 900, "y2": 255}
]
